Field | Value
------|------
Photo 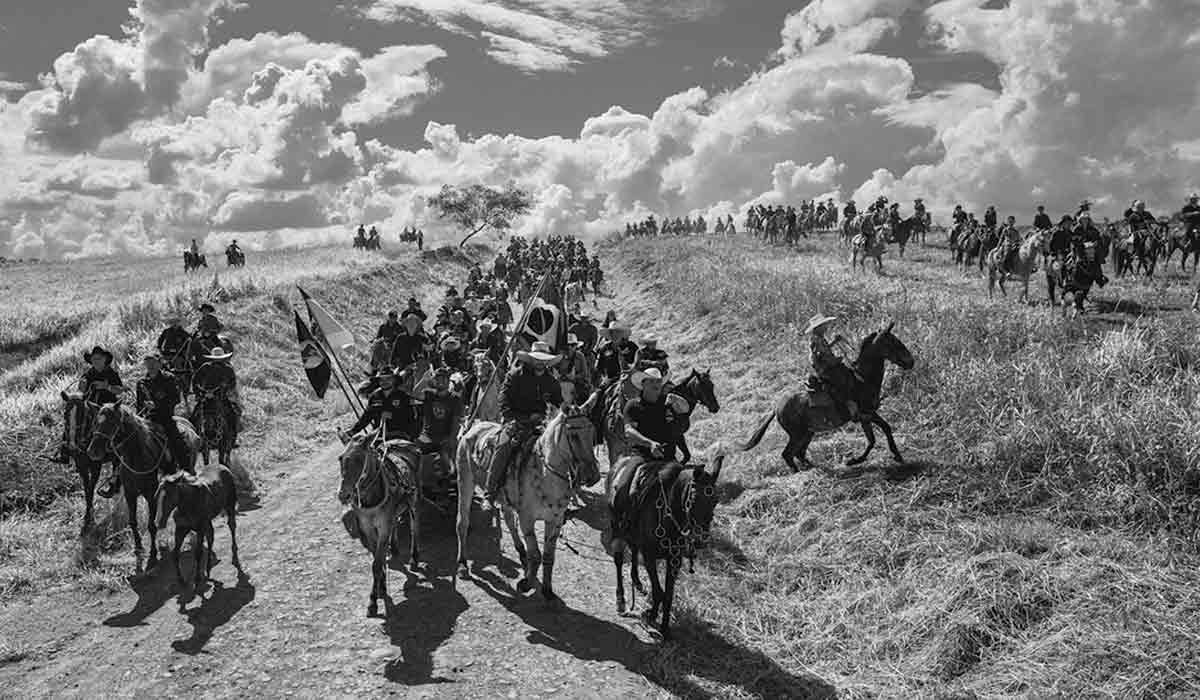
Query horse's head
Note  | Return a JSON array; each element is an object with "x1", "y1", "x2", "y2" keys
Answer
[
  {"x1": 547, "y1": 404, "x2": 600, "y2": 487},
  {"x1": 689, "y1": 369, "x2": 720, "y2": 414},
  {"x1": 337, "y1": 435, "x2": 369, "y2": 506},
  {"x1": 473, "y1": 353, "x2": 495, "y2": 382},
  {"x1": 868, "y1": 322, "x2": 915, "y2": 371},
  {"x1": 154, "y1": 470, "x2": 192, "y2": 529},
  {"x1": 86, "y1": 401, "x2": 126, "y2": 461},
  {"x1": 686, "y1": 452, "x2": 727, "y2": 545}
]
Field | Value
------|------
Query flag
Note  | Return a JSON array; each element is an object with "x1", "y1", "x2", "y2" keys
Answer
[
  {"x1": 297, "y1": 285, "x2": 354, "y2": 352},
  {"x1": 521, "y1": 273, "x2": 569, "y2": 352},
  {"x1": 294, "y1": 311, "x2": 331, "y2": 398}
]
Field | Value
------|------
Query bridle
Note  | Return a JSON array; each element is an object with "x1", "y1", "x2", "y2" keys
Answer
[{"x1": 91, "y1": 408, "x2": 164, "y2": 476}]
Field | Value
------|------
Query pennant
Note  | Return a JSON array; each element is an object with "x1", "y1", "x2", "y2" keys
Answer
[
  {"x1": 294, "y1": 311, "x2": 331, "y2": 399},
  {"x1": 521, "y1": 273, "x2": 569, "y2": 352},
  {"x1": 297, "y1": 286, "x2": 354, "y2": 352}
]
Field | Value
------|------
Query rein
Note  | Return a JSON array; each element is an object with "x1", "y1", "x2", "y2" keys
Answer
[
  {"x1": 93, "y1": 410, "x2": 165, "y2": 477},
  {"x1": 653, "y1": 471, "x2": 715, "y2": 565}
]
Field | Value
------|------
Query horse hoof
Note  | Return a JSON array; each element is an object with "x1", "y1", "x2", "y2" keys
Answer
[
  {"x1": 617, "y1": 599, "x2": 626, "y2": 615},
  {"x1": 367, "y1": 603, "x2": 379, "y2": 618},
  {"x1": 543, "y1": 590, "x2": 562, "y2": 605},
  {"x1": 457, "y1": 564, "x2": 471, "y2": 581},
  {"x1": 516, "y1": 579, "x2": 534, "y2": 595}
]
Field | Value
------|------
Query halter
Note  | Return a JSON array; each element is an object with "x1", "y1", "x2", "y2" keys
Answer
[
  {"x1": 352, "y1": 438, "x2": 416, "y2": 511},
  {"x1": 91, "y1": 408, "x2": 166, "y2": 477}
]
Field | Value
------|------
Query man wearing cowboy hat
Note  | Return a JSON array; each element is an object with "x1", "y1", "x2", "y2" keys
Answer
[
  {"x1": 404, "y1": 296, "x2": 428, "y2": 322},
  {"x1": 470, "y1": 317, "x2": 506, "y2": 366},
  {"x1": 633, "y1": 333, "x2": 669, "y2": 378},
  {"x1": 376, "y1": 311, "x2": 402, "y2": 344},
  {"x1": 1127, "y1": 200, "x2": 1155, "y2": 233},
  {"x1": 192, "y1": 346, "x2": 242, "y2": 448},
  {"x1": 342, "y1": 366, "x2": 419, "y2": 442},
  {"x1": 390, "y1": 310, "x2": 432, "y2": 371},
  {"x1": 593, "y1": 326, "x2": 624, "y2": 385},
  {"x1": 805, "y1": 315, "x2": 860, "y2": 423},
  {"x1": 611, "y1": 367, "x2": 680, "y2": 543},
  {"x1": 135, "y1": 351, "x2": 190, "y2": 476},
  {"x1": 437, "y1": 334, "x2": 469, "y2": 374},
  {"x1": 51, "y1": 346, "x2": 126, "y2": 465},
  {"x1": 483, "y1": 340, "x2": 563, "y2": 502},
  {"x1": 557, "y1": 334, "x2": 592, "y2": 405},
  {"x1": 1033, "y1": 205, "x2": 1052, "y2": 232},
  {"x1": 567, "y1": 308, "x2": 598, "y2": 357},
  {"x1": 156, "y1": 315, "x2": 191, "y2": 363},
  {"x1": 410, "y1": 366, "x2": 464, "y2": 483}
]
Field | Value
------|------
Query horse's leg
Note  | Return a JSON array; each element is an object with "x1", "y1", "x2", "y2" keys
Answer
[
  {"x1": 660, "y1": 558, "x2": 681, "y2": 641},
  {"x1": 227, "y1": 507, "x2": 241, "y2": 572},
  {"x1": 369, "y1": 519, "x2": 392, "y2": 617},
  {"x1": 198, "y1": 522, "x2": 215, "y2": 584},
  {"x1": 501, "y1": 505, "x2": 528, "y2": 571},
  {"x1": 541, "y1": 516, "x2": 564, "y2": 603},
  {"x1": 455, "y1": 467, "x2": 473, "y2": 578},
  {"x1": 79, "y1": 460, "x2": 97, "y2": 534},
  {"x1": 408, "y1": 491, "x2": 421, "y2": 569},
  {"x1": 124, "y1": 484, "x2": 144, "y2": 565},
  {"x1": 515, "y1": 512, "x2": 540, "y2": 595},
  {"x1": 172, "y1": 526, "x2": 188, "y2": 582},
  {"x1": 613, "y1": 545, "x2": 627, "y2": 614},
  {"x1": 872, "y1": 415, "x2": 904, "y2": 463},
  {"x1": 146, "y1": 487, "x2": 159, "y2": 569},
  {"x1": 629, "y1": 543, "x2": 645, "y2": 595},
  {"x1": 846, "y1": 420, "x2": 877, "y2": 466},
  {"x1": 677, "y1": 434, "x2": 692, "y2": 465},
  {"x1": 642, "y1": 552, "x2": 663, "y2": 627}
]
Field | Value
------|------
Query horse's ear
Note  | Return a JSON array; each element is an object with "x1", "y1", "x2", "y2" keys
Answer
[
  {"x1": 707, "y1": 454, "x2": 725, "y2": 481},
  {"x1": 580, "y1": 389, "x2": 598, "y2": 413},
  {"x1": 60, "y1": 390, "x2": 69, "y2": 402},
  {"x1": 884, "y1": 321, "x2": 895, "y2": 335}
]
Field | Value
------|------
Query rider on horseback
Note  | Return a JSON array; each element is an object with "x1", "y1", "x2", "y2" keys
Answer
[
  {"x1": 192, "y1": 347, "x2": 241, "y2": 449},
  {"x1": 805, "y1": 315, "x2": 860, "y2": 423},
  {"x1": 341, "y1": 367, "x2": 418, "y2": 442},
  {"x1": 412, "y1": 366, "x2": 463, "y2": 475},
  {"x1": 470, "y1": 318, "x2": 506, "y2": 366},
  {"x1": 483, "y1": 341, "x2": 563, "y2": 503},
  {"x1": 557, "y1": 334, "x2": 592, "y2": 405},
  {"x1": 1127, "y1": 201, "x2": 1156, "y2": 233},
  {"x1": 1183, "y1": 194, "x2": 1200, "y2": 236},
  {"x1": 156, "y1": 315, "x2": 191, "y2": 364},
  {"x1": 51, "y1": 346, "x2": 125, "y2": 466},
  {"x1": 134, "y1": 353, "x2": 190, "y2": 475},
  {"x1": 633, "y1": 334, "x2": 669, "y2": 378},
  {"x1": 1033, "y1": 205, "x2": 1053, "y2": 231},
  {"x1": 997, "y1": 215, "x2": 1022, "y2": 273},
  {"x1": 610, "y1": 367, "x2": 681, "y2": 544}
]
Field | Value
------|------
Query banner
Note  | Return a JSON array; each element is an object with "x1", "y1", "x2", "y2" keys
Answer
[
  {"x1": 297, "y1": 285, "x2": 354, "y2": 352},
  {"x1": 521, "y1": 273, "x2": 569, "y2": 352},
  {"x1": 294, "y1": 311, "x2": 331, "y2": 399}
]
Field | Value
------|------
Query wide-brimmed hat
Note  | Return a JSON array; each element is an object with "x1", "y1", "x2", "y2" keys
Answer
[
  {"x1": 566, "y1": 333, "x2": 583, "y2": 347},
  {"x1": 516, "y1": 341, "x2": 560, "y2": 365},
  {"x1": 83, "y1": 346, "x2": 114, "y2": 364},
  {"x1": 1189, "y1": 193, "x2": 1199, "y2": 200},
  {"x1": 805, "y1": 314, "x2": 838, "y2": 334},
  {"x1": 204, "y1": 347, "x2": 234, "y2": 362},
  {"x1": 401, "y1": 309, "x2": 423, "y2": 323},
  {"x1": 440, "y1": 336, "x2": 462, "y2": 351},
  {"x1": 477, "y1": 318, "x2": 497, "y2": 332},
  {"x1": 641, "y1": 334, "x2": 659, "y2": 346},
  {"x1": 197, "y1": 303, "x2": 216, "y2": 313},
  {"x1": 631, "y1": 367, "x2": 664, "y2": 390}
]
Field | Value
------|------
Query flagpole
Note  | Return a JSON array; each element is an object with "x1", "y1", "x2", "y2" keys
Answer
[
  {"x1": 297, "y1": 286, "x2": 366, "y2": 415},
  {"x1": 295, "y1": 308, "x2": 363, "y2": 419},
  {"x1": 462, "y1": 271, "x2": 550, "y2": 430}
]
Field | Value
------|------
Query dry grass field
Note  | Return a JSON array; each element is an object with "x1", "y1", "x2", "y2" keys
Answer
[{"x1": 599, "y1": 233, "x2": 1200, "y2": 698}]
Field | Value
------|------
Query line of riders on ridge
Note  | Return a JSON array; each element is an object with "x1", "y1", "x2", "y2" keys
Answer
[
  {"x1": 183, "y1": 238, "x2": 245, "y2": 272},
  {"x1": 52, "y1": 302, "x2": 243, "y2": 499},
  {"x1": 352, "y1": 224, "x2": 426, "y2": 251}
]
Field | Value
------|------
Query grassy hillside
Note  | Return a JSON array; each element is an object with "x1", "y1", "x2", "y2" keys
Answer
[
  {"x1": 600, "y1": 234, "x2": 1200, "y2": 699},
  {"x1": 0, "y1": 245, "x2": 479, "y2": 599}
]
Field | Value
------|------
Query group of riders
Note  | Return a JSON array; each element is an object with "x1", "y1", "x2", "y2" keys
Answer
[
  {"x1": 53, "y1": 303, "x2": 243, "y2": 498},
  {"x1": 183, "y1": 238, "x2": 245, "y2": 271},
  {"x1": 352, "y1": 224, "x2": 425, "y2": 251}
]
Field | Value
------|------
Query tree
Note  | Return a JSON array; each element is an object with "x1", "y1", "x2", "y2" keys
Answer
[{"x1": 429, "y1": 183, "x2": 535, "y2": 247}]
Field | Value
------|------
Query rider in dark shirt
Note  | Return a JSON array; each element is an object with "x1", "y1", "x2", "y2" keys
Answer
[{"x1": 343, "y1": 368, "x2": 418, "y2": 441}]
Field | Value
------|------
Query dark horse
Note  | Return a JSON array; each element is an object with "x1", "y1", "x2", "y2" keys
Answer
[
  {"x1": 86, "y1": 402, "x2": 201, "y2": 572},
  {"x1": 59, "y1": 391, "x2": 103, "y2": 533},
  {"x1": 610, "y1": 453, "x2": 726, "y2": 640},
  {"x1": 192, "y1": 385, "x2": 234, "y2": 466},
  {"x1": 156, "y1": 464, "x2": 242, "y2": 586},
  {"x1": 184, "y1": 251, "x2": 207, "y2": 273},
  {"x1": 593, "y1": 368, "x2": 720, "y2": 471},
  {"x1": 1048, "y1": 243, "x2": 1107, "y2": 316},
  {"x1": 735, "y1": 323, "x2": 915, "y2": 472},
  {"x1": 663, "y1": 369, "x2": 720, "y2": 463}
]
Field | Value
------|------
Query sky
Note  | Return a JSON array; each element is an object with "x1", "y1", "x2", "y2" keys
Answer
[{"x1": 0, "y1": 0, "x2": 1197, "y2": 259}]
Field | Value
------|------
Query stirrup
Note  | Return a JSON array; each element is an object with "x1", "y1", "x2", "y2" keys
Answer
[{"x1": 97, "y1": 475, "x2": 121, "y2": 498}]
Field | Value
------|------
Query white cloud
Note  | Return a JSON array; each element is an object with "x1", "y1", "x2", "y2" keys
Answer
[{"x1": 481, "y1": 32, "x2": 575, "y2": 73}]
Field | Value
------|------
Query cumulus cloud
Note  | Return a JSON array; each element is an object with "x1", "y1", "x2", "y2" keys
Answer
[
  {"x1": 361, "y1": 0, "x2": 723, "y2": 72},
  {"x1": 212, "y1": 191, "x2": 329, "y2": 231}
]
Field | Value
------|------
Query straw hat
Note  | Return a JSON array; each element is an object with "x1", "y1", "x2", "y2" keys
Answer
[
  {"x1": 641, "y1": 333, "x2": 659, "y2": 346},
  {"x1": 566, "y1": 333, "x2": 583, "y2": 347},
  {"x1": 204, "y1": 347, "x2": 234, "y2": 362},
  {"x1": 440, "y1": 336, "x2": 463, "y2": 351},
  {"x1": 477, "y1": 318, "x2": 497, "y2": 333},
  {"x1": 516, "y1": 341, "x2": 560, "y2": 365},
  {"x1": 805, "y1": 314, "x2": 837, "y2": 334},
  {"x1": 631, "y1": 367, "x2": 664, "y2": 390}
]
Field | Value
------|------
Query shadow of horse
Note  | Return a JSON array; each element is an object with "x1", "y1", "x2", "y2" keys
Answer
[
  {"x1": 171, "y1": 571, "x2": 256, "y2": 654},
  {"x1": 471, "y1": 567, "x2": 835, "y2": 700},
  {"x1": 381, "y1": 500, "x2": 504, "y2": 686},
  {"x1": 101, "y1": 564, "x2": 177, "y2": 628}
]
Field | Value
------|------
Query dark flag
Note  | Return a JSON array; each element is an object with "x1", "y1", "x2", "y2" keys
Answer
[
  {"x1": 522, "y1": 273, "x2": 569, "y2": 352},
  {"x1": 294, "y1": 311, "x2": 331, "y2": 398}
]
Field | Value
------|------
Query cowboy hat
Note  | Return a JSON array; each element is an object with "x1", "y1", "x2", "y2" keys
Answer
[
  {"x1": 477, "y1": 318, "x2": 497, "y2": 332},
  {"x1": 805, "y1": 314, "x2": 837, "y2": 334},
  {"x1": 641, "y1": 334, "x2": 659, "y2": 345},
  {"x1": 204, "y1": 347, "x2": 234, "y2": 362},
  {"x1": 516, "y1": 341, "x2": 560, "y2": 365},
  {"x1": 197, "y1": 303, "x2": 216, "y2": 313},
  {"x1": 631, "y1": 367, "x2": 664, "y2": 390},
  {"x1": 566, "y1": 333, "x2": 583, "y2": 347},
  {"x1": 83, "y1": 346, "x2": 114, "y2": 364},
  {"x1": 401, "y1": 309, "x2": 423, "y2": 322},
  {"x1": 440, "y1": 336, "x2": 462, "y2": 351}
]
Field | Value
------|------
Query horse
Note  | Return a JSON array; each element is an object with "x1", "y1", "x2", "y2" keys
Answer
[
  {"x1": 192, "y1": 385, "x2": 234, "y2": 466},
  {"x1": 1133, "y1": 229, "x2": 1160, "y2": 277},
  {"x1": 454, "y1": 401, "x2": 599, "y2": 603},
  {"x1": 891, "y1": 217, "x2": 921, "y2": 258},
  {"x1": 467, "y1": 353, "x2": 501, "y2": 422},
  {"x1": 155, "y1": 464, "x2": 241, "y2": 586},
  {"x1": 593, "y1": 369, "x2": 720, "y2": 470},
  {"x1": 851, "y1": 229, "x2": 886, "y2": 271},
  {"x1": 58, "y1": 391, "x2": 103, "y2": 533},
  {"x1": 85, "y1": 402, "x2": 201, "y2": 571},
  {"x1": 609, "y1": 451, "x2": 726, "y2": 640},
  {"x1": 733, "y1": 323, "x2": 914, "y2": 472},
  {"x1": 1049, "y1": 243, "x2": 1107, "y2": 317},
  {"x1": 1163, "y1": 224, "x2": 1199, "y2": 273},
  {"x1": 225, "y1": 249, "x2": 245, "y2": 268},
  {"x1": 564, "y1": 280, "x2": 586, "y2": 308},
  {"x1": 986, "y1": 231, "x2": 1043, "y2": 303},
  {"x1": 183, "y1": 251, "x2": 207, "y2": 273},
  {"x1": 337, "y1": 435, "x2": 423, "y2": 618}
]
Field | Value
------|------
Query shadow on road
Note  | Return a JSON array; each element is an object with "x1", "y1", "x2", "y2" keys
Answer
[
  {"x1": 101, "y1": 564, "x2": 175, "y2": 628},
  {"x1": 172, "y1": 571, "x2": 256, "y2": 654}
]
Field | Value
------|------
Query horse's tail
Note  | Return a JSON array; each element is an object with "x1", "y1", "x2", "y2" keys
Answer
[{"x1": 735, "y1": 411, "x2": 774, "y2": 452}]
